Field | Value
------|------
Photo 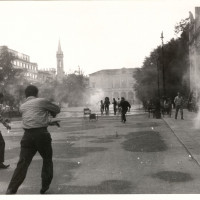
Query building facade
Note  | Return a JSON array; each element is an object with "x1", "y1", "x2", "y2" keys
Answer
[
  {"x1": 37, "y1": 68, "x2": 56, "y2": 83},
  {"x1": 0, "y1": 46, "x2": 38, "y2": 83},
  {"x1": 89, "y1": 68, "x2": 137, "y2": 104},
  {"x1": 189, "y1": 7, "x2": 200, "y2": 97}
]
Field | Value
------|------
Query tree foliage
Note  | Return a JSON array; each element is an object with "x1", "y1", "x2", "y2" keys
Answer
[
  {"x1": 134, "y1": 18, "x2": 190, "y2": 103},
  {"x1": 38, "y1": 73, "x2": 88, "y2": 107},
  {"x1": 0, "y1": 46, "x2": 27, "y2": 107}
]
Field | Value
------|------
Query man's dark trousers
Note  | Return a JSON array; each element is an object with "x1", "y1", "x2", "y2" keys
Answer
[
  {"x1": 175, "y1": 105, "x2": 183, "y2": 119},
  {"x1": 7, "y1": 127, "x2": 53, "y2": 193},
  {"x1": 0, "y1": 131, "x2": 5, "y2": 163},
  {"x1": 121, "y1": 110, "x2": 127, "y2": 122}
]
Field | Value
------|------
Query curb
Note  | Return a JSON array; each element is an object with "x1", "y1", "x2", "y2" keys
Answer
[{"x1": 162, "y1": 117, "x2": 200, "y2": 168}]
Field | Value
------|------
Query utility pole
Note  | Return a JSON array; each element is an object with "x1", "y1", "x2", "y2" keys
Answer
[
  {"x1": 156, "y1": 57, "x2": 160, "y2": 98},
  {"x1": 161, "y1": 32, "x2": 166, "y2": 97}
]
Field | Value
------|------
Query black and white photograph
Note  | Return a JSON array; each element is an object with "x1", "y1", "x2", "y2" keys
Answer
[{"x1": 0, "y1": 0, "x2": 200, "y2": 199}]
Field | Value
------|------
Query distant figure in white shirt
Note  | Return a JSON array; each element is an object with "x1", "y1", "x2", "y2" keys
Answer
[{"x1": 174, "y1": 92, "x2": 184, "y2": 120}]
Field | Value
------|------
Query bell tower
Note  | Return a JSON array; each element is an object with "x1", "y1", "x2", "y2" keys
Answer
[{"x1": 56, "y1": 40, "x2": 64, "y2": 81}]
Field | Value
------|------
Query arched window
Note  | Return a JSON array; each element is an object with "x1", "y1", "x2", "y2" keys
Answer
[
  {"x1": 113, "y1": 92, "x2": 119, "y2": 99},
  {"x1": 128, "y1": 91, "x2": 134, "y2": 104},
  {"x1": 121, "y1": 92, "x2": 126, "y2": 99}
]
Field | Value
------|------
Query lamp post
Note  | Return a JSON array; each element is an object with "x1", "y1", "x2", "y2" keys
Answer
[
  {"x1": 150, "y1": 54, "x2": 161, "y2": 119},
  {"x1": 161, "y1": 32, "x2": 166, "y2": 97},
  {"x1": 151, "y1": 55, "x2": 160, "y2": 98},
  {"x1": 156, "y1": 57, "x2": 160, "y2": 99}
]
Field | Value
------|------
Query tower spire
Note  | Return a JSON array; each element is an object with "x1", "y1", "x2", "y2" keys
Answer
[
  {"x1": 57, "y1": 39, "x2": 62, "y2": 54},
  {"x1": 56, "y1": 39, "x2": 64, "y2": 81}
]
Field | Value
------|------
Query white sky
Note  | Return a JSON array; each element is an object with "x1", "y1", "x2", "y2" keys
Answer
[{"x1": 0, "y1": 0, "x2": 198, "y2": 75}]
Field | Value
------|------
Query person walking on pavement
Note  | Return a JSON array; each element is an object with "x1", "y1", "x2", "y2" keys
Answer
[
  {"x1": 6, "y1": 85, "x2": 60, "y2": 194},
  {"x1": 174, "y1": 92, "x2": 184, "y2": 120},
  {"x1": 118, "y1": 97, "x2": 131, "y2": 123},
  {"x1": 100, "y1": 100, "x2": 104, "y2": 115},
  {"x1": 104, "y1": 97, "x2": 110, "y2": 115},
  {"x1": 0, "y1": 93, "x2": 11, "y2": 169},
  {"x1": 112, "y1": 98, "x2": 117, "y2": 115},
  {"x1": 117, "y1": 98, "x2": 121, "y2": 114}
]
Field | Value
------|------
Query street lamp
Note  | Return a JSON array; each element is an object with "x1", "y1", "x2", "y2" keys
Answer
[
  {"x1": 161, "y1": 31, "x2": 166, "y2": 97},
  {"x1": 150, "y1": 55, "x2": 161, "y2": 119},
  {"x1": 151, "y1": 53, "x2": 160, "y2": 99},
  {"x1": 156, "y1": 57, "x2": 160, "y2": 99}
]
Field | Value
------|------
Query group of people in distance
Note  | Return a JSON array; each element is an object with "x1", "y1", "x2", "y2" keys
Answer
[
  {"x1": 100, "y1": 97, "x2": 131, "y2": 123},
  {"x1": 145, "y1": 92, "x2": 184, "y2": 120}
]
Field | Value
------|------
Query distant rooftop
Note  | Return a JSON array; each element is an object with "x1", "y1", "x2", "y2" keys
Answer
[{"x1": 89, "y1": 68, "x2": 138, "y2": 76}]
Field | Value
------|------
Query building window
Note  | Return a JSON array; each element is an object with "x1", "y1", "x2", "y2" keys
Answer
[
  {"x1": 129, "y1": 81, "x2": 133, "y2": 87},
  {"x1": 121, "y1": 79, "x2": 127, "y2": 88},
  {"x1": 114, "y1": 80, "x2": 120, "y2": 88}
]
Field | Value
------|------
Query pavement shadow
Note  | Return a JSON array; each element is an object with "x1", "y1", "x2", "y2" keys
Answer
[
  {"x1": 68, "y1": 131, "x2": 87, "y2": 134},
  {"x1": 54, "y1": 135, "x2": 97, "y2": 143},
  {"x1": 122, "y1": 131, "x2": 167, "y2": 152},
  {"x1": 152, "y1": 171, "x2": 193, "y2": 182},
  {"x1": 17, "y1": 160, "x2": 81, "y2": 194},
  {"x1": 53, "y1": 179, "x2": 132, "y2": 194},
  {"x1": 0, "y1": 167, "x2": 15, "y2": 183},
  {"x1": 53, "y1": 143, "x2": 107, "y2": 158},
  {"x1": 4, "y1": 135, "x2": 22, "y2": 142},
  {"x1": 61, "y1": 124, "x2": 105, "y2": 132},
  {"x1": 90, "y1": 134, "x2": 123, "y2": 143},
  {"x1": 115, "y1": 122, "x2": 159, "y2": 128},
  {"x1": 5, "y1": 147, "x2": 20, "y2": 160},
  {"x1": 89, "y1": 138, "x2": 114, "y2": 143}
]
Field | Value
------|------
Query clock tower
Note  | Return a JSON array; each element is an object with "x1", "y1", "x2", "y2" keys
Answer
[{"x1": 56, "y1": 40, "x2": 64, "y2": 81}]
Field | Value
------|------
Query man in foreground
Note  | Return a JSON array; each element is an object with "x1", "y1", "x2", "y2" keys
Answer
[
  {"x1": 119, "y1": 97, "x2": 131, "y2": 123},
  {"x1": 0, "y1": 93, "x2": 11, "y2": 169},
  {"x1": 6, "y1": 85, "x2": 60, "y2": 194}
]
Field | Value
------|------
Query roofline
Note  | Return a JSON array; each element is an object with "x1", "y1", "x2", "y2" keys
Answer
[{"x1": 89, "y1": 68, "x2": 138, "y2": 75}]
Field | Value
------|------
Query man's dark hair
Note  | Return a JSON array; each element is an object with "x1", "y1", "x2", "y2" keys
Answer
[
  {"x1": 0, "y1": 93, "x2": 3, "y2": 98},
  {"x1": 25, "y1": 85, "x2": 38, "y2": 98}
]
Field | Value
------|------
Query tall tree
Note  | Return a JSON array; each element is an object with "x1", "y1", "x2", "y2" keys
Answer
[
  {"x1": 38, "y1": 73, "x2": 88, "y2": 107},
  {"x1": 0, "y1": 46, "x2": 27, "y2": 106},
  {"x1": 134, "y1": 18, "x2": 190, "y2": 104}
]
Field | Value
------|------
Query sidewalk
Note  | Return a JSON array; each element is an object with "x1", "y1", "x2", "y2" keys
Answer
[{"x1": 163, "y1": 109, "x2": 200, "y2": 166}]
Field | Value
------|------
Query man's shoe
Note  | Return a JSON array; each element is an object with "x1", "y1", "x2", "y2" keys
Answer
[
  {"x1": 0, "y1": 163, "x2": 10, "y2": 169},
  {"x1": 6, "y1": 189, "x2": 16, "y2": 194},
  {"x1": 40, "y1": 186, "x2": 49, "y2": 194},
  {"x1": 181, "y1": 118, "x2": 184, "y2": 120}
]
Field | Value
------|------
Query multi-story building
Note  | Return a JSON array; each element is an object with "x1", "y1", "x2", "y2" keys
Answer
[
  {"x1": 89, "y1": 68, "x2": 137, "y2": 104},
  {"x1": 0, "y1": 46, "x2": 38, "y2": 83},
  {"x1": 37, "y1": 68, "x2": 56, "y2": 83},
  {"x1": 189, "y1": 7, "x2": 200, "y2": 97}
]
